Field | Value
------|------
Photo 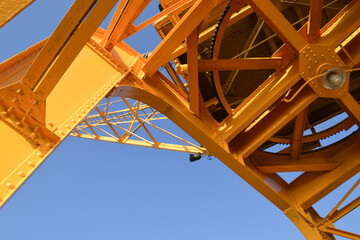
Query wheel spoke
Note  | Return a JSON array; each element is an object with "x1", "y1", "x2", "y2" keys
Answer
[
  {"x1": 247, "y1": 0, "x2": 307, "y2": 51},
  {"x1": 308, "y1": 0, "x2": 324, "y2": 37},
  {"x1": 142, "y1": 0, "x2": 221, "y2": 76},
  {"x1": 221, "y1": 62, "x2": 301, "y2": 142},
  {"x1": 198, "y1": 58, "x2": 283, "y2": 71}
]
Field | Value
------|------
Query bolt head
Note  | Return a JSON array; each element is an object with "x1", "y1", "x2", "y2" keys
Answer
[
  {"x1": 322, "y1": 68, "x2": 346, "y2": 89},
  {"x1": 1, "y1": 111, "x2": 8, "y2": 118}
]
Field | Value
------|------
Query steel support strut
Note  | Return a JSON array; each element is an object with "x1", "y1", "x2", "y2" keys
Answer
[{"x1": 1, "y1": 0, "x2": 360, "y2": 239}]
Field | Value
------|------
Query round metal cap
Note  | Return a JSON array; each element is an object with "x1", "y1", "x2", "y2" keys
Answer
[{"x1": 322, "y1": 68, "x2": 346, "y2": 89}]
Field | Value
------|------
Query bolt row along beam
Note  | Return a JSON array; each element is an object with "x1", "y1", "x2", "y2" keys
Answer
[
  {"x1": 1, "y1": 0, "x2": 360, "y2": 239},
  {"x1": 0, "y1": 30, "x2": 128, "y2": 207}
]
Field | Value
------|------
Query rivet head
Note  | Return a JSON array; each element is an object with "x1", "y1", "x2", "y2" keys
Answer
[
  {"x1": 76, "y1": 114, "x2": 81, "y2": 118},
  {"x1": 66, "y1": 124, "x2": 71, "y2": 129},
  {"x1": 59, "y1": 130, "x2": 65, "y2": 135},
  {"x1": 37, "y1": 152, "x2": 44, "y2": 158},
  {"x1": 6, "y1": 183, "x2": 15, "y2": 190},
  {"x1": 48, "y1": 121, "x2": 54, "y2": 127},
  {"x1": 18, "y1": 172, "x2": 25, "y2": 178},
  {"x1": 46, "y1": 143, "x2": 53, "y2": 149},
  {"x1": 12, "y1": 98, "x2": 18, "y2": 103},
  {"x1": 16, "y1": 88, "x2": 23, "y2": 94},
  {"x1": 71, "y1": 119, "x2": 76, "y2": 123},
  {"x1": 32, "y1": 100, "x2": 38, "y2": 106},
  {"x1": 15, "y1": 121, "x2": 22, "y2": 127},
  {"x1": 30, "y1": 132, "x2": 37, "y2": 139},
  {"x1": 1, "y1": 111, "x2": 8, "y2": 117},
  {"x1": 28, "y1": 161, "x2": 35, "y2": 167}
]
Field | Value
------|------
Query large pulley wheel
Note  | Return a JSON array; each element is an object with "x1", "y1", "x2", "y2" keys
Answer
[{"x1": 202, "y1": 0, "x2": 360, "y2": 159}]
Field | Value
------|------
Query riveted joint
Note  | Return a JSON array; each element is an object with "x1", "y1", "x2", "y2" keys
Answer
[
  {"x1": 30, "y1": 132, "x2": 37, "y2": 139},
  {"x1": 16, "y1": 88, "x2": 23, "y2": 95},
  {"x1": 45, "y1": 142, "x2": 53, "y2": 149},
  {"x1": 1, "y1": 111, "x2": 8, "y2": 118}
]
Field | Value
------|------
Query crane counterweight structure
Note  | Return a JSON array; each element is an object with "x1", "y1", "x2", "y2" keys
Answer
[{"x1": 0, "y1": 0, "x2": 360, "y2": 239}]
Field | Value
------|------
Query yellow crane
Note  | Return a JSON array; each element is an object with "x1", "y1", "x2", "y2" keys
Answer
[{"x1": 1, "y1": 0, "x2": 360, "y2": 239}]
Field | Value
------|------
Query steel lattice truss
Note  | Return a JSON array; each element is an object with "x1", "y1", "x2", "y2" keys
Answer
[{"x1": 71, "y1": 97, "x2": 206, "y2": 154}]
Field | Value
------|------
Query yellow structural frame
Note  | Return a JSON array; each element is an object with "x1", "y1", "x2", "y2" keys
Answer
[{"x1": 0, "y1": 0, "x2": 360, "y2": 239}]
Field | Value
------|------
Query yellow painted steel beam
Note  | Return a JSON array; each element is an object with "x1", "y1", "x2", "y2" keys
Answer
[
  {"x1": 251, "y1": 151, "x2": 339, "y2": 173},
  {"x1": 328, "y1": 196, "x2": 360, "y2": 223},
  {"x1": 0, "y1": 0, "x2": 34, "y2": 28},
  {"x1": 229, "y1": 85, "x2": 317, "y2": 158},
  {"x1": 321, "y1": 227, "x2": 360, "y2": 239},
  {"x1": 187, "y1": 25, "x2": 200, "y2": 116},
  {"x1": 247, "y1": 0, "x2": 308, "y2": 51},
  {"x1": 290, "y1": 132, "x2": 360, "y2": 208},
  {"x1": 220, "y1": 62, "x2": 301, "y2": 143},
  {"x1": 283, "y1": 208, "x2": 325, "y2": 239},
  {"x1": 22, "y1": 0, "x2": 98, "y2": 89},
  {"x1": 170, "y1": 5, "x2": 253, "y2": 60},
  {"x1": 142, "y1": 0, "x2": 226, "y2": 76},
  {"x1": 71, "y1": 134, "x2": 206, "y2": 153},
  {"x1": 31, "y1": 0, "x2": 118, "y2": 99},
  {"x1": 104, "y1": 65, "x2": 296, "y2": 214},
  {"x1": 339, "y1": 92, "x2": 360, "y2": 123},
  {"x1": 0, "y1": 39, "x2": 124, "y2": 207},
  {"x1": 133, "y1": 0, "x2": 195, "y2": 36},
  {"x1": 198, "y1": 58, "x2": 283, "y2": 72},
  {"x1": 307, "y1": 0, "x2": 324, "y2": 37},
  {"x1": 1, "y1": 0, "x2": 360, "y2": 239},
  {"x1": 101, "y1": 0, "x2": 151, "y2": 50},
  {"x1": 290, "y1": 108, "x2": 307, "y2": 160},
  {"x1": 318, "y1": 0, "x2": 360, "y2": 46}
]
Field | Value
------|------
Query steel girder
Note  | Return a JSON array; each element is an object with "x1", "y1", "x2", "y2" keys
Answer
[{"x1": 1, "y1": 0, "x2": 360, "y2": 239}]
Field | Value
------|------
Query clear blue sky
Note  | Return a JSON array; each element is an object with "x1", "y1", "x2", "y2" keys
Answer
[{"x1": 0, "y1": 1, "x2": 358, "y2": 239}]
